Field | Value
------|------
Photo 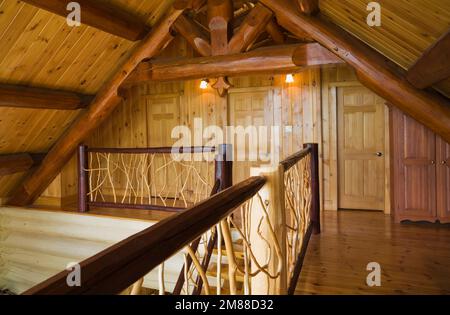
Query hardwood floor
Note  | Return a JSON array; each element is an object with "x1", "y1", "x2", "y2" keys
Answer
[{"x1": 296, "y1": 210, "x2": 450, "y2": 295}]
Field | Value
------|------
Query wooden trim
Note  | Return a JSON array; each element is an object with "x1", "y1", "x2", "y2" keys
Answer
[
  {"x1": 8, "y1": 7, "x2": 187, "y2": 207},
  {"x1": 406, "y1": 30, "x2": 450, "y2": 89},
  {"x1": 23, "y1": 176, "x2": 266, "y2": 295},
  {"x1": 0, "y1": 84, "x2": 92, "y2": 110},
  {"x1": 21, "y1": 0, "x2": 150, "y2": 41}
]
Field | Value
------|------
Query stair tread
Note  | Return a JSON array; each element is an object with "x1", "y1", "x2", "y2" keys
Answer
[{"x1": 207, "y1": 263, "x2": 245, "y2": 282}]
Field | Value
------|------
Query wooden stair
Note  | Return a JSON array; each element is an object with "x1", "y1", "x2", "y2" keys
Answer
[{"x1": 205, "y1": 236, "x2": 246, "y2": 294}]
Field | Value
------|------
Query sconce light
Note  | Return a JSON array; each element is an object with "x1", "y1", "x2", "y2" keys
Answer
[
  {"x1": 200, "y1": 79, "x2": 209, "y2": 89},
  {"x1": 285, "y1": 74, "x2": 295, "y2": 84}
]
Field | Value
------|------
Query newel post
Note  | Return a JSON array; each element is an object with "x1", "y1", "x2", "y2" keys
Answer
[
  {"x1": 249, "y1": 165, "x2": 287, "y2": 295},
  {"x1": 78, "y1": 144, "x2": 89, "y2": 213},
  {"x1": 305, "y1": 143, "x2": 320, "y2": 234},
  {"x1": 215, "y1": 144, "x2": 233, "y2": 191}
]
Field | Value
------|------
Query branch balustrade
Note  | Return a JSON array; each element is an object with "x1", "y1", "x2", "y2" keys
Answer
[{"x1": 24, "y1": 143, "x2": 319, "y2": 295}]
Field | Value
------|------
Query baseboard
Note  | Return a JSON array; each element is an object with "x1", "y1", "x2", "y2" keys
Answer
[
  {"x1": 62, "y1": 194, "x2": 77, "y2": 207},
  {"x1": 33, "y1": 196, "x2": 62, "y2": 207}
]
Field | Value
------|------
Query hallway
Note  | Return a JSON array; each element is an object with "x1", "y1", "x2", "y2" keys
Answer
[{"x1": 296, "y1": 211, "x2": 450, "y2": 294}]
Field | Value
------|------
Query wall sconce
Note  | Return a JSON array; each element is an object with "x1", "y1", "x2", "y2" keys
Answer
[
  {"x1": 200, "y1": 79, "x2": 209, "y2": 89},
  {"x1": 285, "y1": 74, "x2": 295, "y2": 84}
]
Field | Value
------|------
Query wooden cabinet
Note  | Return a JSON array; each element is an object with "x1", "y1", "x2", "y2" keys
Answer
[{"x1": 391, "y1": 108, "x2": 449, "y2": 223}]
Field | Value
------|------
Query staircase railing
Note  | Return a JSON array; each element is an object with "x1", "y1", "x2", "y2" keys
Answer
[
  {"x1": 25, "y1": 143, "x2": 319, "y2": 295},
  {"x1": 77, "y1": 144, "x2": 220, "y2": 213}
]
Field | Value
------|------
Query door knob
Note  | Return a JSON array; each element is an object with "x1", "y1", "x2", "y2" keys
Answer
[
  {"x1": 376, "y1": 152, "x2": 383, "y2": 157},
  {"x1": 431, "y1": 160, "x2": 436, "y2": 165},
  {"x1": 443, "y1": 160, "x2": 448, "y2": 165}
]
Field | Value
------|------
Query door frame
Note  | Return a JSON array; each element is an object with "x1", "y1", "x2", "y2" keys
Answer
[{"x1": 322, "y1": 81, "x2": 391, "y2": 214}]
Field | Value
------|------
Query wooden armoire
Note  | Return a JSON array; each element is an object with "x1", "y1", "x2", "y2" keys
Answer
[{"x1": 391, "y1": 107, "x2": 450, "y2": 223}]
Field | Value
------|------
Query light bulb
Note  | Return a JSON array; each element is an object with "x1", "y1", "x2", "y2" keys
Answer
[
  {"x1": 285, "y1": 74, "x2": 295, "y2": 83},
  {"x1": 200, "y1": 79, "x2": 209, "y2": 89}
]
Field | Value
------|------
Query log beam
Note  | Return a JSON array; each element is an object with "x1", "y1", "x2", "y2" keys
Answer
[
  {"x1": 8, "y1": 8, "x2": 187, "y2": 206},
  {"x1": 297, "y1": 0, "x2": 319, "y2": 15},
  {"x1": 172, "y1": 14, "x2": 212, "y2": 56},
  {"x1": 124, "y1": 43, "x2": 343, "y2": 83},
  {"x1": 228, "y1": 3, "x2": 273, "y2": 53},
  {"x1": 0, "y1": 84, "x2": 92, "y2": 110},
  {"x1": 0, "y1": 154, "x2": 45, "y2": 176},
  {"x1": 261, "y1": 0, "x2": 450, "y2": 143},
  {"x1": 406, "y1": 30, "x2": 450, "y2": 89},
  {"x1": 21, "y1": 0, "x2": 150, "y2": 41},
  {"x1": 266, "y1": 19, "x2": 285, "y2": 44}
]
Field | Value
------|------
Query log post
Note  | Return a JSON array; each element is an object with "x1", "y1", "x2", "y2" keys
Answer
[
  {"x1": 305, "y1": 143, "x2": 320, "y2": 234},
  {"x1": 78, "y1": 145, "x2": 89, "y2": 213},
  {"x1": 215, "y1": 143, "x2": 233, "y2": 191},
  {"x1": 249, "y1": 165, "x2": 287, "y2": 294}
]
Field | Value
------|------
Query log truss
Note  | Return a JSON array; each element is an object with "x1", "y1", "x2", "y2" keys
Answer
[{"x1": 7, "y1": 0, "x2": 450, "y2": 206}]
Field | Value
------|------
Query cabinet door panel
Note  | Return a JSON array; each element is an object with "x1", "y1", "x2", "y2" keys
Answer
[
  {"x1": 392, "y1": 108, "x2": 436, "y2": 222},
  {"x1": 437, "y1": 136, "x2": 450, "y2": 223}
]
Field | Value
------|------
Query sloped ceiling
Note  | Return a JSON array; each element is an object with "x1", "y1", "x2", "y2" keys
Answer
[
  {"x1": 319, "y1": 0, "x2": 450, "y2": 97},
  {"x1": 0, "y1": 0, "x2": 174, "y2": 199}
]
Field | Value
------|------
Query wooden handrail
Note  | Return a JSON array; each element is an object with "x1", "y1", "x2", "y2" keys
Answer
[
  {"x1": 23, "y1": 176, "x2": 266, "y2": 295},
  {"x1": 87, "y1": 146, "x2": 216, "y2": 154},
  {"x1": 280, "y1": 146, "x2": 312, "y2": 172}
]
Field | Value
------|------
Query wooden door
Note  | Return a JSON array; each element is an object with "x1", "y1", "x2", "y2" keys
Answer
[
  {"x1": 337, "y1": 86, "x2": 386, "y2": 210},
  {"x1": 391, "y1": 108, "x2": 437, "y2": 222},
  {"x1": 229, "y1": 88, "x2": 275, "y2": 184},
  {"x1": 437, "y1": 136, "x2": 450, "y2": 223},
  {"x1": 146, "y1": 94, "x2": 181, "y2": 200}
]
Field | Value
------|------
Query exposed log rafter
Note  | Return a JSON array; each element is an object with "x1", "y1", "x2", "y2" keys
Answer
[
  {"x1": 21, "y1": 0, "x2": 150, "y2": 41},
  {"x1": 8, "y1": 6, "x2": 190, "y2": 206},
  {"x1": 266, "y1": 19, "x2": 286, "y2": 44},
  {"x1": 260, "y1": 0, "x2": 450, "y2": 143},
  {"x1": 297, "y1": 0, "x2": 319, "y2": 15},
  {"x1": 0, "y1": 84, "x2": 93, "y2": 110},
  {"x1": 228, "y1": 3, "x2": 273, "y2": 53},
  {"x1": 172, "y1": 14, "x2": 212, "y2": 56},
  {"x1": 406, "y1": 30, "x2": 450, "y2": 89},
  {"x1": 0, "y1": 154, "x2": 45, "y2": 176},
  {"x1": 207, "y1": 0, "x2": 234, "y2": 96}
]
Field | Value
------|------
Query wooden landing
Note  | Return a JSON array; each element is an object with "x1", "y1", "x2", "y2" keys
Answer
[
  {"x1": 30, "y1": 203, "x2": 176, "y2": 222},
  {"x1": 296, "y1": 210, "x2": 450, "y2": 295}
]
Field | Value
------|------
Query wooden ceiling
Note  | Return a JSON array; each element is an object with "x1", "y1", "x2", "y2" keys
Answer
[
  {"x1": 0, "y1": 0, "x2": 175, "y2": 199},
  {"x1": 319, "y1": 0, "x2": 450, "y2": 97},
  {"x1": 0, "y1": 0, "x2": 449, "y2": 201}
]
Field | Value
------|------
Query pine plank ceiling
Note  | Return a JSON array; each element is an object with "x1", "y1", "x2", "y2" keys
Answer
[
  {"x1": 319, "y1": 0, "x2": 450, "y2": 97},
  {"x1": 0, "y1": 0, "x2": 175, "y2": 199},
  {"x1": 0, "y1": 0, "x2": 449, "y2": 200}
]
